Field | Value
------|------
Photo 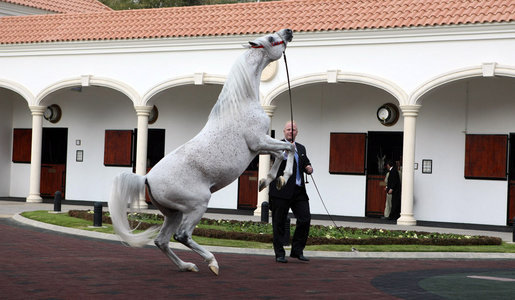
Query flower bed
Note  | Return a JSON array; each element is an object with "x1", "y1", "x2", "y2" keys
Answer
[{"x1": 68, "y1": 210, "x2": 502, "y2": 246}]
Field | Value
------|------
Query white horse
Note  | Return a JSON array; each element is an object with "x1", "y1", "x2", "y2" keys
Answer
[
  {"x1": 377, "y1": 147, "x2": 386, "y2": 174},
  {"x1": 108, "y1": 29, "x2": 295, "y2": 275}
]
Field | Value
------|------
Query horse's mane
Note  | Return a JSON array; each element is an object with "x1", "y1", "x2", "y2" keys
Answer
[{"x1": 209, "y1": 51, "x2": 260, "y2": 126}]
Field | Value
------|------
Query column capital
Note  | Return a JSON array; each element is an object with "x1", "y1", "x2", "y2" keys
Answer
[
  {"x1": 261, "y1": 105, "x2": 276, "y2": 117},
  {"x1": 29, "y1": 105, "x2": 46, "y2": 116},
  {"x1": 399, "y1": 104, "x2": 421, "y2": 117},
  {"x1": 134, "y1": 105, "x2": 153, "y2": 116}
]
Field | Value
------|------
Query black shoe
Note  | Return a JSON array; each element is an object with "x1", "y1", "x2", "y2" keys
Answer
[
  {"x1": 290, "y1": 253, "x2": 310, "y2": 261},
  {"x1": 275, "y1": 256, "x2": 288, "y2": 263}
]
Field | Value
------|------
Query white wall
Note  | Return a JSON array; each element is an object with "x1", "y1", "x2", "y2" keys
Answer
[
  {"x1": 270, "y1": 82, "x2": 402, "y2": 217},
  {"x1": 9, "y1": 98, "x2": 31, "y2": 197},
  {"x1": 415, "y1": 77, "x2": 515, "y2": 226},
  {"x1": 2, "y1": 25, "x2": 515, "y2": 224},
  {"x1": 0, "y1": 2, "x2": 52, "y2": 16},
  {"x1": 0, "y1": 45, "x2": 241, "y2": 104},
  {"x1": 36, "y1": 86, "x2": 135, "y2": 202},
  {"x1": 8, "y1": 82, "x2": 240, "y2": 205},
  {"x1": 2, "y1": 25, "x2": 514, "y2": 108},
  {"x1": 269, "y1": 27, "x2": 515, "y2": 99},
  {"x1": 0, "y1": 89, "x2": 15, "y2": 196}
]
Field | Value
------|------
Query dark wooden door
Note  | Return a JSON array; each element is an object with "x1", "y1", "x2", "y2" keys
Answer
[
  {"x1": 508, "y1": 133, "x2": 515, "y2": 225},
  {"x1": 465, "y1": 134, "x2": 507, "y2": 180},
  {"x1": 366, "y1": 174, "x2": 386, "y2": 217},
  {"x1": 329, "y1": 133, "x2": 366, "y2": 174},
  {"x1": 365, "y1": 131, "x2": 403, "y2": 217},
  {"x1": 508, "y1": 181, "x2": 515, "y2": 226},
  {"x1": 238, "y1": 170, "x2": 258, "y2": 209},
  {"x1": 40, "y1": 128, "x2": 67, "y2": 198},
  {"x1": 143, "y1": 129, "x2": 166, "y2": 203},
  {"x1": 40, "y1": 164, "x2": 66, "y2": 198}
]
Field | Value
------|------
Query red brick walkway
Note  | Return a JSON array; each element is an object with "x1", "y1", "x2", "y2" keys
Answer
[{"x1": 1, "y1": 218, "x2": 514, "y2": 299}]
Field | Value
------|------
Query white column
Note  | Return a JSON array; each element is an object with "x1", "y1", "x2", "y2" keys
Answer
[
  {"x1": 397, "y1": 104, "x2": 421, "y2": 225},
  {"x1": 134, "y1": 105, "x2": 153, "y2": 209},
  {"x1": 254, "y1": 105, "x2": 276, "y2": 217},
  {"x1": 26, "y1": 106, "x2": 46, "y2": 203}
]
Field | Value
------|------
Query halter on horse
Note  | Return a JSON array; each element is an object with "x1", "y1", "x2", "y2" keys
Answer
[{"x1": 108, "y1": 29, "x2": 295, "y2": 275}]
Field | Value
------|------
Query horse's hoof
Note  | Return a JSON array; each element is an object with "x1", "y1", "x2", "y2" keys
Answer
[
  {"x1": 209, "y1": 265, "x2": 219, "y2": 276},
  {"x1": 181, "y1": 263, "x2": 199, "y2": 273},
  {"x1": 276, "y1": 177, "x2": 285, "y2": 190},
  {"x1": 258, "y1": 179, "x2": 267, "y2": 191}
]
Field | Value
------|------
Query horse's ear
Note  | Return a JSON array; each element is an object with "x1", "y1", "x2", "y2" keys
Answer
[{"x1": 247, "y1": 41, "x2": 259, "y2": 48}]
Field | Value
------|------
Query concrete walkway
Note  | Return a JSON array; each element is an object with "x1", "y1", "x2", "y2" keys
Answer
[{"x1": 2, "y1": 200, "x2": 515, "y2": 299}]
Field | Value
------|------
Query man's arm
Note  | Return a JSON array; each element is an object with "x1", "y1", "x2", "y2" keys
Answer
[{"x1": 299, "y1": 144, "x2": 313, "y2": 174}]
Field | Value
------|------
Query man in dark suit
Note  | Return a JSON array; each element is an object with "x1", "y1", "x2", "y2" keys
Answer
[
  {"x1": 269, "y1": 121, "x2": 313, "y2": 263},
  {"x1": 385, "y1": 160, "x2": 401, "y2": 220}
]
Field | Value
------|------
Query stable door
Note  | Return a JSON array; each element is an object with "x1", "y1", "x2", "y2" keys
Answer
[{"x1": 40, "y1": 128, "x2": 68, "y2": 198}]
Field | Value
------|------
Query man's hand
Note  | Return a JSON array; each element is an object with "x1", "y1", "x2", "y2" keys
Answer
[{"x1": 305, "y1": 165, "x2": 313, "y2": 174}]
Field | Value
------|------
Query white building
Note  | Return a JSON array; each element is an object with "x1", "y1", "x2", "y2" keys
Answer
[{"x1": 1, "y1": 0, "x2": 515, "y2": 227}]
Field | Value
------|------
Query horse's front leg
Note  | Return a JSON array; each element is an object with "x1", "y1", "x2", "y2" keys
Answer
[
  {"x1": 258, "y1": 151, "x2": 284, "y2": 191},
  {"x1": 247, "y1": 135, "x2": 295, "y2": 191},
  {"x1": 278, "y1": 149, "x2": 295, "y2": 189}
]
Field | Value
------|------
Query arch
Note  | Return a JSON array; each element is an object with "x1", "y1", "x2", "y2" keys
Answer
[
  {"x1": 263, "y1": 71, "x2": 408, "y2": 106},
  {"x1": 410, "y1": 64, "x2": 515, "y2": 105},
  {"x1": 142, "y1": 73, "x2": 226, "y2": 106},
  {"x1": 0, "y1": 78, "x2": 34, "y2": 104},
  {"x1": 35, "y1": 75, "x2": 140, "y2": 105}
]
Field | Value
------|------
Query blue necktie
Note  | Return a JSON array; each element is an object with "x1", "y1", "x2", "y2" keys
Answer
[{"x1": 295, "y1": 150, "x2": 301, "y2": 186}]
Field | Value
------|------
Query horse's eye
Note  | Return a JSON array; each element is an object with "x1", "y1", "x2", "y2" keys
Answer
[{"x1": 268, "y1": 37, "x2": 275, "y2": 43}]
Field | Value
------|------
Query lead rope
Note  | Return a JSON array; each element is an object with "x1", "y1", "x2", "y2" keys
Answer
[
  {"x1": 308, "y1": 174, "x2": 341, "y2": 229},
  {"x1": 282, "y1": 51, "x2": 343, "y2": 232},
  {"x1": 282, "y1": 51, "x2": 295, "y2": 143}
]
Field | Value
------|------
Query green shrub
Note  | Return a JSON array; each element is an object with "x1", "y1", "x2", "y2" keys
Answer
[{"x1": 67, "y1": 210, "x2": 502, "y2": 246}]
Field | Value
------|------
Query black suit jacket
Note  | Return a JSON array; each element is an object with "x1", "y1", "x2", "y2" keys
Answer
[
  {"x1": 386, "y1": 166, "x2": 401, "y2": 196},
  {"x1": 269, "y1": 141, "x2": 311, "y2": 200}
]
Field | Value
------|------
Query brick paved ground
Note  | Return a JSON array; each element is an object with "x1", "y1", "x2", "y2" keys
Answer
[{"x1": 1, "y1": 218, "x2": 514, "y2": 299}]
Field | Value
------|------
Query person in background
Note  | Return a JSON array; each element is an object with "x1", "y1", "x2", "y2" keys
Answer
[
  {"x1": 382, "y1": 170, "x2": 392, "y2": 220},
  {"x1": 385, "y1": 160, "x2": 401, "y2": 220}
]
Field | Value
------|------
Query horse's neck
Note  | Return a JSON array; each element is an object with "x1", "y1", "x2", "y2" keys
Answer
[
  {"x1": 225, "y1": 51, "x2": 268, "y2": 99},
  {"x1": 208, "y1": 50, "x2": 270, "y2": 124}
]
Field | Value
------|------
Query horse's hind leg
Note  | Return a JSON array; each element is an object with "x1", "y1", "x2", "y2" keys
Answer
[
  {"x1": 174, "y1": 206, "x2": 219, "y2": 275},
  {"x1": 154, "y1": 209, "x2": 199, "y2": 272}
]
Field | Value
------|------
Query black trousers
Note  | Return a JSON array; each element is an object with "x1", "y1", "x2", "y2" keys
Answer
[
  {"x1": 270, "y1": 187, "x2": 311, "y2": 258},
  {"x1": 389, "y1": 192, "x2": 401, "y2": 220}
]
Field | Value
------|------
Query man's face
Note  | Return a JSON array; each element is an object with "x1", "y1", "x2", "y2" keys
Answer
[{"x1": 283, "y1": 122, "x2": 298, "y2": 142}]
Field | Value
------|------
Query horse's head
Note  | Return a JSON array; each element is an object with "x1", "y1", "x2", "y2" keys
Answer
[{"x1": 245, "y1": 29, "x2": 293, "y2": 61}]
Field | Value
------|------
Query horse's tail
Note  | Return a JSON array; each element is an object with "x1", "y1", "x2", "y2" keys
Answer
[{"x1": 108, "y1": 172, "x2": 160, "y2": 247}]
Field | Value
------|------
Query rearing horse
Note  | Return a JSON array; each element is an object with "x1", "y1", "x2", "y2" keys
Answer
[{"x1": 108, "y1": 29, "x2": 295, "y2": 275}]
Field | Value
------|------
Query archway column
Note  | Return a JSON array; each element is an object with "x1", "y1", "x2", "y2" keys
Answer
[
  {"x1": 397, "y1": 104, "x2": 421, "y2": 225},
  {"x1": 26, "y1": 106, "x2": 45, "y2": 203},
  {"x1": 134, "y1": 105, "x2": 153, "y2": 209},
  {"x1": 254, "y1": 105, "x2": 276, "y2": 218}
]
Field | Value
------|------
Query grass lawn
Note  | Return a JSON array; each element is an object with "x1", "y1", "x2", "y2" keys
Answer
[{"x1": 20, "y1": 210, "x2": 515, "y2": 253}]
